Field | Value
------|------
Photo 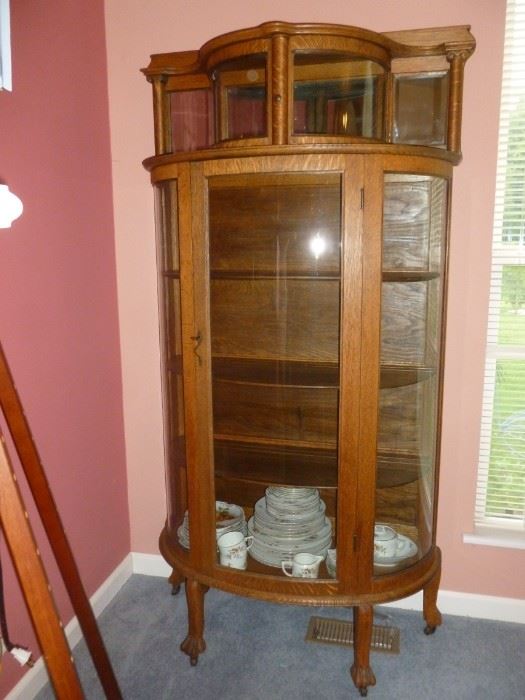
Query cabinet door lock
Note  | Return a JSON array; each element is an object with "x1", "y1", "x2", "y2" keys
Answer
[{"x1": 190, "y1": 332, "x2": 202, "y2": 365}]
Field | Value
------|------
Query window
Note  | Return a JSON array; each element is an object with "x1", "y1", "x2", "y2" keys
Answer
[
  {"x1": 0, "y1": 0, "x2": 12, "y2": 91},
  {"x1": 474, "y1": 0, "x2": 525, "y2": 538}
]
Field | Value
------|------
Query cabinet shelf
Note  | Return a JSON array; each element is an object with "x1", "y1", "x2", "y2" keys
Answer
[
  {"x1": 210, "y1": 270, "x2": 439, "y2": 282},
  {"x1": 211, "y1": 357, "x2": 435, "y2": 389},
  {"x1": 382, "y1": 270, "x2": 440, "y2": 282},
  {"x1": 212, "y1": 356, "x2": 339, "y2": 386},
  {"x1": 210, "y1": 270, "x2": 340, "y2": 280},
  {"x1": 214, "y1": 439, "x2": 421, "y2": 490}
]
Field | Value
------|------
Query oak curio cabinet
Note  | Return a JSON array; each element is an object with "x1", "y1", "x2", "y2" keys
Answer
[{"x1": 142, "y1": 22, "x2": 474, "y2": 695}]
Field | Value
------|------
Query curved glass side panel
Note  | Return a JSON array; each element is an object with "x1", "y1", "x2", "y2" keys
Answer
[
  {"x1": 375, "y1": 173, "x2": 448, "y2": 575},
  {"x1": 393, "y1": 72, "x2": 449, "y2": 147},
  {"x1": 213, "y1": 54, "x2": 267, "y2": 141},
  {"x1": 155, "y1": 182, "x2": 188, "y2": 549},
  {"x1": 293, "y1": 52, "x2": 384, "y2": 138},
  {"x1": 170, "y1": 89, "x2": 215, "y2": 152},
  {"x1": 207, "y1": 172, "x2": 342, "y2": 577}
]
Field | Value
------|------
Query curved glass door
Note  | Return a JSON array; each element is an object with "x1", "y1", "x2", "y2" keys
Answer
[
  {"x1": 207, "y1": 172, "x2": 342, "y2": 576},
  {"x1": 155, "y1": 181, "x2": 189, "y2": 554},
  {"x1": 375, "y1": 173, "x2": 448, "y2": 574}
]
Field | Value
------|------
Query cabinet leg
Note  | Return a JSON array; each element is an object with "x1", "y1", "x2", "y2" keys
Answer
[
  {"x1": 180, "y1": 578, "x2": 208, "y2": 666},
  {"x1": 350, "y1": 604, "x2": 376, "y2": 696},
  {"x1": 423, "y1": 556, "x2": 442, "y2": 635},
  {"x1": 168, "y1": 567, "x2": 184, "y2": 596}
]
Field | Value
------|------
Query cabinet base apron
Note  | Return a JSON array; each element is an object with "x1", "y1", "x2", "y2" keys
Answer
[{"x1": 160, "y1": 529, "x2": 442, "y2": 696}]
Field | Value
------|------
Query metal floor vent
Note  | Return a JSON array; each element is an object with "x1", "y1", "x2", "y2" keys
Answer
[{"x1": 305, "y1": 616, "x2": 400, "y2": 654}]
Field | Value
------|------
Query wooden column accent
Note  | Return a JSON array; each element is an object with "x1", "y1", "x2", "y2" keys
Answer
[
  {"x1": 0, "y1": 436, "x2": 84, "y2": 700},
  {"x1": 271, "y1": 35, "x2": 289, "y2": 145},
  {"x1": 150, "y1": 75, "x2": 170, "y2": 155},
  {"x1": 446, "y1": 50, "x2": 472, "y2": 155},
  {"x1": 383, "y1": 70, "x2": 394, "y2": 143}
]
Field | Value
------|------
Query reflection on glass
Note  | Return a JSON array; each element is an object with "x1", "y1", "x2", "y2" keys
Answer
[
  {"x1": 214, "y1": 54, "x2": 267, "y2": 140},
  {"x1": 393, "y1": 72, "x2": 449, "y2": 147},
  {"x1": 375, "y1": 174, "x2": 447, "y2": 574},
  {"x1": 293, "y1": 52, "x2": 384, "y2": 138},
  {"x1": 207, "y1": 173, "x2": 342, "y2": 576}
]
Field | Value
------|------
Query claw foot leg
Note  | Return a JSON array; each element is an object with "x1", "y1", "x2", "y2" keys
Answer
[
  {"x1": 423, "y1": 550, "x2": 442, "y2": 634},
  {"x1": 180, "y1": 578, "x2": 208, "y2": 666},
  {"x1": 169, "y1": 568, "x2": 184, "y2": 596},
  {"x1": 350, "y1": 605, "x2": 376, "y2": 696}
]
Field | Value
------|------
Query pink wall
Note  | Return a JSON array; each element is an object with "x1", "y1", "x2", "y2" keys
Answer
[
  {"x1": 106, "y1": 0, "x2": 525, "y2": 601},
  {"x1": 0, "y1": 1, "x2": 129, "y2": 694}
]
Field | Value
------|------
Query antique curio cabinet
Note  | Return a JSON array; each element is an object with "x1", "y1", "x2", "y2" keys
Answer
[{"x1": 142, "y1": 21, "x2": 475, "y2": 695}]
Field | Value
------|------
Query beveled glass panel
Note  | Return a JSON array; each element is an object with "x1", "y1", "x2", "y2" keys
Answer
[
  {"x1": 170, "y1": 89, "x2": 215, "y2": 152},
  {"x1": 293, "y1": 52, "x2": 384, "y2": 138},
  {"x1": 375, "y1": 174, "x2": 448, "y2": 575},
  {"x1": 155, "y1": 182, "x2": 188, "y2": 546},
  {"x1": 208, "y1": 172, "x2": 342, "y2": 577},
  {"x1": 393, "y1": 72, "x2": 449, "y2": 147},
  {"x1": 214, "y1": 54, "x2": 267, "y2": 141}
]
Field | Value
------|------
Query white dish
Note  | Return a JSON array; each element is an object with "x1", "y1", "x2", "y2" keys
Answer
[{"x1": 373, "y1": 534, "x2": 418, "y2": 566}]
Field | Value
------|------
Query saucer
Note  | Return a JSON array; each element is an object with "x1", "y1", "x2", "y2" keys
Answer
[{"x1": 374, "y1": 534, "x2": 418, "y2": 566}]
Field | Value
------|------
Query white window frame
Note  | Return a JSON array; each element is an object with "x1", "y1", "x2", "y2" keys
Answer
[
  {"x1": 0, "y1": 0, "x2": 12, "y2": 91},
  {"x1": 467, "y1": 0, "x2": 525, "y2": 549}
]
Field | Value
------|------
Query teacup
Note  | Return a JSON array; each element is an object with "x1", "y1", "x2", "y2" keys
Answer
[
  {"x1": 374, "y1": 524, "x2": 403, "y2": 559},
  {"x1": 281, "y1": 552, "x2": 323, "y2": 578},
  {"x1": 217, "y1": 531, "x2": 253, "y2": 570}
]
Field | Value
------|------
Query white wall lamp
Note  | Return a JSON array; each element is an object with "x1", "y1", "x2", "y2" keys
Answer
[{"x1": 0, "y1": 185, "x2": 23, "y2": 228}]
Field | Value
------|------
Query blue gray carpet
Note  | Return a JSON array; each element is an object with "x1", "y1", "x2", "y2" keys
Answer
[{"x1": 36, "y1": 575, "x2": 525, "y2": 699}]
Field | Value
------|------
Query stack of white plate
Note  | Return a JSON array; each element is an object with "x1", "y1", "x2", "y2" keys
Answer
[
  {"x1": 177, "y1": 501, "x2": 247, "y2": 550},
  {"x1": 248, "y1": 486, "x2": 332, "y2": 568}
]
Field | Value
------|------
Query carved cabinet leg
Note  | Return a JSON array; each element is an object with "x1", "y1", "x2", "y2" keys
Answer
[
  {"x1": 169, "y1": 567, "x2": 185, "y2": 595},
  {"x1": 423, "y1": 559, "x2": 442, "y2": 635},
  {"x1": 350, "y1": 604, "x2": 376, "y2": 697},
  {"x1": 180, "y1": 578, "x2": 208, "y2": 666}
]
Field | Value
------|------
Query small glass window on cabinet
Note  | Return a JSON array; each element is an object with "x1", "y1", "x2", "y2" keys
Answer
[
  {"x1": 293, "y1": 52, "x2": 385, "y2": 139},
  {"x1": 393, "y1": 72, "x2": 449, "y2": 148},
  {"x1": 213, "y1": 54, "x2": 268, "y2": 141},
  {"x1": 169, "y1": 89, "x2": 215, "y2": 152}
]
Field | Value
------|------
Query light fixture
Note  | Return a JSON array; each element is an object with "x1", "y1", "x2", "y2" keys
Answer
[{"x1": 0, "y1": 185, "x2": 23, "y2": 228}]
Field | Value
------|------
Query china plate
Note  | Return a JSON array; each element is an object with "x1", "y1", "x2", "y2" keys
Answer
[{"x1": 373, "y1": 534, "x2": 418, "y2": 566}]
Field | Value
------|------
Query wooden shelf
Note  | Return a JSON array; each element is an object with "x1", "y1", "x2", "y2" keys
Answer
[
  {"x1": 382, "y1": 270, "x2": 440, "y2": 282},
  {"x1": 212, "y1": 357, "x2": 339, "y2": 386},
  {"x1": 380, "y1": 365, "x2": 435, "y2": 388},
  {"x1": 210, "y1": 270, "x2": 340, "y2": 280},
  {"x1": 211, "y1": 357, "x2": 435, "y2": 389},
  {"x1": 376, "y1": 451, "x2": 420, "y2": 488},
  {"x1": 208, "y1": 270, "x2": 438, "y2": 282}
]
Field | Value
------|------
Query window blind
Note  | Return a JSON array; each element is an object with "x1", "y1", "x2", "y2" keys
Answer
[{"x1": 475, "y1": 0, "x2": 525, "y2": 529}]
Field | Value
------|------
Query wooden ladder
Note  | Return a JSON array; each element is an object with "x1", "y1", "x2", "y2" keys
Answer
[{"x1": 0, "y1": 342, "x2": 121, "y2": 698}]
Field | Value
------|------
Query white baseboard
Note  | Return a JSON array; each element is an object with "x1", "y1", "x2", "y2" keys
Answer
[
  {"x1": 131, "y1": 551, "x2": 172, "y2": 578},
  {"x1": 6, "y1": 551, "x2": 524, "y2": 699},
  {"x1": 5, "y1": 554, "x2": 133, "y2": 700}
]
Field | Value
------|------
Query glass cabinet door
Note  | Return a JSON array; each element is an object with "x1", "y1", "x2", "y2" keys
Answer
[
  {"x1": 375, "y1": 173, "x2": 448, "y2": 573},
  {"x1": 207, "y1": 172, "x2": 342, "y2": 576}
]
